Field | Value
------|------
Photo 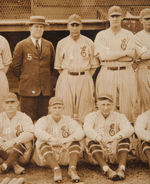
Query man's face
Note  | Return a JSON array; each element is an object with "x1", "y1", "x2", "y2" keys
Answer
[
  {"x1": 109, "y1": 14, "x2": 122, "y2": 28},
  {"x1": 29, "y1": 24, "x2": 44, "y2": 39},
  {"x1": 68, "y1": 22, "x2": 82, "y2": 40},
  {"x1": 48, "y1": 104, "x2": 64, "y2": 122},
  {"x1": 141, "y1": 17, "x2": 150, "y2": 31},
  {"x1": 97, "y1": 99, "x2": 113, "y2": 118},
  {"x1": 2, "y1": 100, "x2": 19, "y2": 114}
]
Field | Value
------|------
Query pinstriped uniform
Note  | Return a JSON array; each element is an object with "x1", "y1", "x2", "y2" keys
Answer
[
  {"x1": 135, "y1": 110, "x2": 150, "y2": 163},
  {"x1": 0, "y1": 36, "x2": 12, "y2": 113},
  {"x1": 84, "y1": 111, "x2": 134, "y2": 163},
  {"x1": 134, "y1": 30, "x2": 150, "y2": 113},
  {"x1": 33, "y1": 114, "x2": 84, "y2": 166},
  {"x1": 94, "y1": 28, "x2": 137, "y2": 122},
  {"x1": 55, "y1": 35, "x2": 99, "y2": 122}
]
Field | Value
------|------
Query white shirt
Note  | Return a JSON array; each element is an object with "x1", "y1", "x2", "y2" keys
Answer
[{"x1": 31, "y1": 36, "x2": 42, "y2": 48}]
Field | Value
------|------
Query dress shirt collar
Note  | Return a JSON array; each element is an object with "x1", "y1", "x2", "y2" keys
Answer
[{"x1": 31, "y1": 36, "x2": 42, "y2": 47}]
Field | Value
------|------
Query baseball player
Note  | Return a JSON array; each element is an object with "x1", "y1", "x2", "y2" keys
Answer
[
  {"x1": 33, "y1": 96, "x2": 84, "y2": 183},
  {"x1": 84, "y1": 94, "x2": 134, "y2": 180},
  {"x1": 134, "y1": 8, "x2": 150, "y2": 114},
  {"x1": 94, "y1": 6, "x2": 137, "y2": 123},
  {"x1": 55, "y1": 14, "x2": 98, "y2": 123},
  {"x1": 0, "y1": 92, "x2": 34, "y2": 175},
  {"x1": 0, "y1": 35, "x2": 12, "y2": 113},
  {"x1": 135, "y1": 109, "x2": 150, "y2": 167}
]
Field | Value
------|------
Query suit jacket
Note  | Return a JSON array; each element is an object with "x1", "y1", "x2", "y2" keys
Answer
[{"x1": 11, "y1": 36, "x2": 57, "y2": 96}]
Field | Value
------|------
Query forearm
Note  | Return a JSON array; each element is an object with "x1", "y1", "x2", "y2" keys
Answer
[{"x1": 15, "y1": 132, "x2": 34, "y2": 144}]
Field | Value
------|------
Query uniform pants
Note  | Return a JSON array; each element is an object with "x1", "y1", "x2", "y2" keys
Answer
[
  {"x1": 20, "y1": 93, "x2": 50, "y2": 122},
  {"x1": 96, "y1": 65, "x2": 137, "y2": 122},
  {"x1": 136, "y1": 66, "x2": 150, "y2": 113}
]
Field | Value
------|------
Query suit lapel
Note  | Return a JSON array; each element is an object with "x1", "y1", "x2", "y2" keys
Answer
[
  {"x1": 41, "y1": 39, "x2": 48, "y2": 58},
  {"x1": 27, "y1": 37, "x2": 40, "y2": 56}
]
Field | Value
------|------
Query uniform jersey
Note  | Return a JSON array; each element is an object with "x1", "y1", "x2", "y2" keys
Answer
[
  {"x1": 134, "y1": 30, "x2": 150, "y2": 113},
  {"x1": 55, "y1": 35, "x2": 98, "y2": 72},
  {"x1": 55, "y1": 35, "x2": 98, "y2": 122},
  {"x1": 33, "y1": 114, "x2": 84, "y2": 166},
  {"x1": 0, "y1": 111, "x2": 34, "y2": 144},
  {"x1": 84, "y1": 110, "x2": 134, "y2": 162},
  {"x1": 94, "y1": 28, "x2": 137, "y2": 122},
  {"x1": 0, "y1": 35, "x2": 12, "y2": 113},
  {"x1": 135, "y1": 110, "x2": 150, "y2": 142}
]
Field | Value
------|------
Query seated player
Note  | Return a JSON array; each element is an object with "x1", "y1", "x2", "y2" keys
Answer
[
  {"x1": 0, "y1": 92, "x2": 34, "y2": 174},
  {"x1": 135, "y1": 110, "x2": 150, "y2": 167},
  {"x1": 84, "y1": 94, "x2": 134, "y2": 180},
  {"x1": 33, "y1": 96, "x2": 84, "y2": 183}
]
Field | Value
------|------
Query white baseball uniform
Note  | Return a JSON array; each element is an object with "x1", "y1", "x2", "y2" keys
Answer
[
  {"x1": 84, "y1": 110, "x2": 134, "y2": 163},
  {"x1": 33, "y1": 114, "x2": 84, "y2": 166},
  {"x1": 0, "y1": 35, "x2": 12, "y2": 112},
  {"x1": 94, "y1": 28, "x2": 137, "y2": 122},
  {"x1": 135, "y1": 110, "x2": 150, "y2": 163},
  {"x1": 134, "y1": 30, "x2": 150, "y2": 113},
  {"x1": 55, "y1": 35, "x2": 99, "y2": 122}
]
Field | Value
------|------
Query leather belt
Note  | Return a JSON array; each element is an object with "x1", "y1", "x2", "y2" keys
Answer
[
  {"x1": 68, "y1": 71, "x2": 85, "y2": 75},
  {"x1": 107, "y1": 66, "x2": 126, "y2": 71}
]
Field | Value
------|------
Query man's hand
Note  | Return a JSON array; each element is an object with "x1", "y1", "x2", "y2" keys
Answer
[
  {"x1": 59, "y1": 136, "x2": 73, "y2": 145},
  {"x1": 1, "y1": 139, "x2": 16, "y2": 151},
  {"x1": 47, "y1": 136, "x2": 58, "y2": 146}
]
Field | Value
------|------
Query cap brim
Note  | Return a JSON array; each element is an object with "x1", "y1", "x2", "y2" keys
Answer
[
  {"x1": 26, "y1": 22, "x2": 49, "y2": 26},
  {"x1": 110, "y1": 12, "x2": 122, "y2": 16},
  {"x1": 4, "y1": 98, "x2": 17, "y2": 102},
  {"x1": 68, "y1": 21, "x2": 81, "y2": 25},
  {"x1": 142, "y1": 15, "x2": 150, "y2": 18}
]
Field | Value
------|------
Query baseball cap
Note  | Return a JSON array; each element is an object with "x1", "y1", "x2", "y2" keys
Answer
[
  {"x1": 49, "y1": 96, "x2": 64, "y2": 106},
  {"x1": 3, "y1": 92, "x2": 18, "y2": 102},
  {"x1": 108, "y1": 6, "x2": 123, "y2": 16},
  {"x1": 68, "y1": 14, "x2": 82, "y2": 25},
  {"x1": 140, "y1": 8, "x2": 150, "y2": 19},
  {"x1": 97, "y1": 94, "x2": 113, "y2": 102}
]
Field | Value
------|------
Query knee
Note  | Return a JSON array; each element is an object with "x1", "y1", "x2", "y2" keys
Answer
[
  {"x1": 40, "y1": 143, "x2": 53, "y2": 158},
  {"x1": 141, "y1": 141, "x2": 150, "y2": 153},
  {"x1": 87, "y1": 140, "x2": 102, "y2": 156},
  {"x1": 69, "y1": 141, "x2": 81, "y2": 155},
  {"x1": 118, "y1": 138, "x2": 130, "y2": 153}
]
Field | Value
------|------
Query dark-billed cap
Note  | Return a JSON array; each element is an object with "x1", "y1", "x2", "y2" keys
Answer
[
  {"x1": 68, "y1": 14, "x2": 82, "y2": 24},
  {"x1": 3, "y1": 92, "x2": 18, "y2": 102},
  {"x1": 140, "y1": 8, "x2": 150, "y2": 19},
  {"x1": 26, "y1": 16, "x2": 48, "y2": 26},
  {"x1": 108, "y1": 6, "x2": 123, "y2": 16},
  {"x1": 97, "y1": 94, "x2": 113, "y2": 102},
  {"x1": 49, "y1": 96, "x2": 64, "y2": 106}
]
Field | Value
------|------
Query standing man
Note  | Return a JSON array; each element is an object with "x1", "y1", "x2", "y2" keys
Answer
[
  {"x1": 134, "y1": 8, "x2": 150, "y2": 113},
  {"x1": 0, "y1": 92, "x2": 34, "y2": 174},
  {"x1": 11, "y1": 16, "x2": 56, "y2": 122},
  {"x1": 84, "y1": 95, "x2": 134, "y2": 180},
  {"x1": 55, "y1": 14, "x2": 98, "y2": 123},
  {"x1": 94, "y1": 6, "x2": 137, "y2": 122},
  {"x1": 33, "y1": 96, "x2": 84, "y2": 183},
  {"x1": 0, "y1": 35, "x2": 12, "y2": 112}
]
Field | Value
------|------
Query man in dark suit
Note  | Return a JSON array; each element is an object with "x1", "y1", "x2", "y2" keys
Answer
[{"x1": 11, "y1": 16, "x2": 56, "y2": 122}]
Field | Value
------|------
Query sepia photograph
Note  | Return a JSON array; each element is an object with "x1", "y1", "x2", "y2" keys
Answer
[{"x1": 0, "y1": 0, "x2": 150, "y2": 183}]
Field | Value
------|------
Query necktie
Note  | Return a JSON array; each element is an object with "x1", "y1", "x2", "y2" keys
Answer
[{"x1": 35, "y1": 39, "x2": 41, "y2": 55}]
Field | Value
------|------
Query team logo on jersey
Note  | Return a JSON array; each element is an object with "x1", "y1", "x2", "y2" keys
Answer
[
  {"x1": 16, "y1": 125, "x2": 23, "y2": 137},
  {"x1": 121, "y1": 39, "x2": 127, "y2": 50},
  {"x1": 61, "y1": 126, "x2": 70, "y2": 138},
  {"x1": 80, "y1": 45, "x2": 87, "y2": 57},
  {"x1": 109, "y1": 123, "x2": 115, "y2": 136}
]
